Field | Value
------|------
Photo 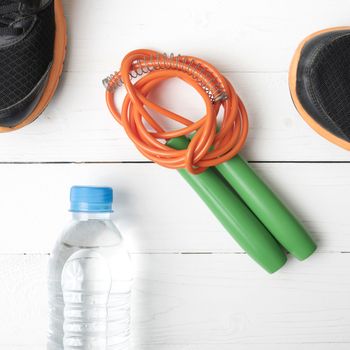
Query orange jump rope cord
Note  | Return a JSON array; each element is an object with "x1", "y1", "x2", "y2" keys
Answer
[{"x1": 105, "y1": 49, "x2": 249, "y2": 174}]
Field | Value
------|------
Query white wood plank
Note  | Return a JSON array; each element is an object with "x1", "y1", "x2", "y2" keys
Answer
[
  {"x1": 2, "y1": 346, "x2": 349, "y2": 350},
  {"x1": 0, "y1": 255, "x2": 47, "y2": 346},
  {"x1": 1, "y1": 253, "x2": 350, "y2": 347},
  {"x1": 0, "y1": 72, "x2": 348, "y2": 162},
  {"x1": 141, "y1": 346, "x2": 350, "y2": 350},
  {"x1": 63, "y1": 0, "x2": 350, "y2": 73},
  {"x1": 0, "y1": 0, "x2": 349, "y2": 162},
  {"x1": 0, "y1": 348, "x2": 39, "y2": 350},
  {"x1": 0, "y1": 163, "x2": 348, "y2": 254},
  {"x1": 1, "y1": 1, "x2": 349, "y2": 348}
]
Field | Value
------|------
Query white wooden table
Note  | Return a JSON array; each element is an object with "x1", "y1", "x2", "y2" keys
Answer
[{"x1": 1, "y1": 0, "x2": 350, "y2": 349}]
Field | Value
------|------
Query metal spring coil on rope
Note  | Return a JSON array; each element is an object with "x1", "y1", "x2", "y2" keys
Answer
[{"x1": 104, "y1": 49, "x2": 248, "y2": 174}]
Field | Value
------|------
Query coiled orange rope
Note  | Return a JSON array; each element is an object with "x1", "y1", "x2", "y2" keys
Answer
[{"x1": 105, "y1": 49, "x2": 248, "y2": 174}]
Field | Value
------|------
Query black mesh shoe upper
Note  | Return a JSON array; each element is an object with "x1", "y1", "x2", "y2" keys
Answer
[
  {"x1": 296, "y1": 30, "x2": 350, "y2": 142},
  {"x1": 0, "y1": 0, "x2": 55, "y2": 127}
]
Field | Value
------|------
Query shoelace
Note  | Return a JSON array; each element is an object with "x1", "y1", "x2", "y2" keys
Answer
[{"x1": 0, "y1": 0, "x2": 36, "y2": 36}]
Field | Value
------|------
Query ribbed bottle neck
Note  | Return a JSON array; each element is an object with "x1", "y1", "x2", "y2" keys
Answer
[{"x1": 72, "y1": 212, "x2": 112, "y2": 221}]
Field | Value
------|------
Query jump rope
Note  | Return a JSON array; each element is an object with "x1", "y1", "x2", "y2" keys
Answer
[{"x1": 104, "y1": 49, "x2": 316, "y2": 273}]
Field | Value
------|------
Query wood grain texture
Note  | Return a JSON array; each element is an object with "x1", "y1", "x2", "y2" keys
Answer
[
  {"x1": 4, "y1": 346, "x2": 350, "y2": 350},
  {"x1": 0, "y1": 72, "x2": 347, "y2": 163},
  {"x1": 0, "y1": 0, "x2": 348, "y2": 162},
  {"x1": 2, "y1": 347, "x2": 349, "y2": 350},
  {"x1": 62, "y1": 0, "x2": 349, "y2": 73},
  {"x1": 0, "y1": 0, "x2": 349, "y2": 348},
  {"x1": 1, "y1": 254, "x2": 350, "y2": 348},
  {"x1": 0, "y1": 162, "x2": 348, "y2": 254}
]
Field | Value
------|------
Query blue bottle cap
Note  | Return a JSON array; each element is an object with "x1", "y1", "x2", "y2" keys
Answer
[{"x1": 70, "y1": 186, "x2": 113, "y2": 213}]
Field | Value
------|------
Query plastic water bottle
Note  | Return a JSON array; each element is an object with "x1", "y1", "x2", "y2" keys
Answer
[{"x1": 48, "y1": 186, "x2": 132, "y2": 350}]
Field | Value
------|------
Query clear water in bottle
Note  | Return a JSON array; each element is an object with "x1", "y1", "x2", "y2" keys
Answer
[{"x1": 48, "y1": 186, "x2": 132, "y2": 350}]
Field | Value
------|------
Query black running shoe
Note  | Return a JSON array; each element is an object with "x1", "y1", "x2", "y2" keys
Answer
[
  {"x1": 289, "y1": 27, "x2": 350, "y2": 150},
  {"x1": 0, "y1": 0, "x2": 66, "y2": 132}
]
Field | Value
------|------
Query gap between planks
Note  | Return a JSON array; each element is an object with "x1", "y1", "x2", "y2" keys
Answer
[
  {"x1": 2, "y1": 251, "x2": 350, "y2": 256},
  {"x1": 0, "y1": 161, "x2": 350, "y2": 165}
]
